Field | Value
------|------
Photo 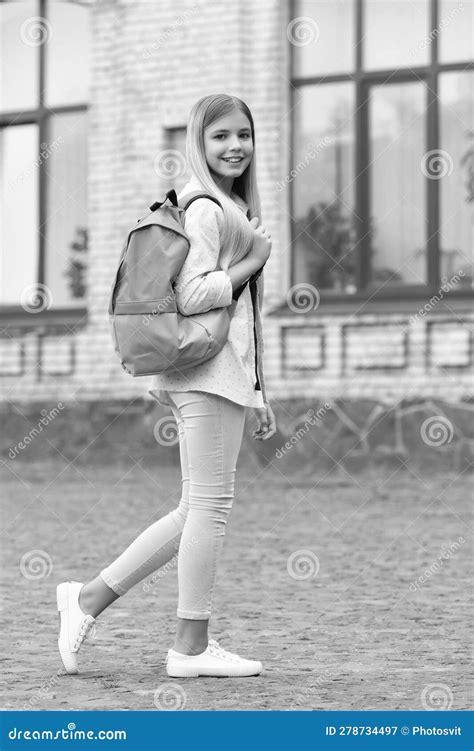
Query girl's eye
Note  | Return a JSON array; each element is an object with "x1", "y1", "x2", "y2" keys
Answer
[{"x1": 213, "y1": 133, "x2": 251, "y2": 140}]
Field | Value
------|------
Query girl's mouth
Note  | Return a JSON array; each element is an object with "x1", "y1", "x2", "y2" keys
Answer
[{"x1": 221, "y1": 157, "x2": 244, "y2": 163}]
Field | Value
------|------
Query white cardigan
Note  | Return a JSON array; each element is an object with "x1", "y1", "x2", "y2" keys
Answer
[{"x1": 147, "y1": 176, "x2": 267, "y2": 409}]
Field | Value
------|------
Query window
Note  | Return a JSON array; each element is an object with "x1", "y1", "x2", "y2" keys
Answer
[
  {"x1": 0, "y1": 0, "x2": 90, "y2": 311},
  {"x1": 290, "y1": 0, "x2": 473, "y2": 298}
]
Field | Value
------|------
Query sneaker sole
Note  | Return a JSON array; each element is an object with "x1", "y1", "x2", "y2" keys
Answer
[{"x1": 166, "y1": 661, "x2": 262, "y2": 678}]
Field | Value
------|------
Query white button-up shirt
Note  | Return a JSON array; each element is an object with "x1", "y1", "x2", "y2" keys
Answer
[{"x1": 147, "y1": 175, "x2": 267, "y2": 409}]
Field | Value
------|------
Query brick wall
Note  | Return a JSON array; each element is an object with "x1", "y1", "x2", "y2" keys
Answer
[{"x1": 1, "y1": 0, "x2": 472, "y2": 406}]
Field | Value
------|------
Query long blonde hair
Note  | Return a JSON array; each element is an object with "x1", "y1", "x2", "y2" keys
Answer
[{"x1": 185, "y1": 94, "x2": 262, "y2": 271}]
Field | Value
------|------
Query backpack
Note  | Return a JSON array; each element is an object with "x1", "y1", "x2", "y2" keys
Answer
[{"x1": 108, "y1": 188, "x2": 246, "y2": 377}]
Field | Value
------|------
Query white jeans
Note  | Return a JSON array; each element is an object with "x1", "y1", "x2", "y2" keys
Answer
[{"x1": 100, "y1": 390, "x2": 247, "y2": 619}]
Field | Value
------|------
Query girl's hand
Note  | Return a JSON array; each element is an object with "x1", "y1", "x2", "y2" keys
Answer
[
  {"x1": 248, "y1": 216, "x2": 272, "y2": 267},
  {"x1": 252, "y1": 401, "x2": 277, "y2": 441}
]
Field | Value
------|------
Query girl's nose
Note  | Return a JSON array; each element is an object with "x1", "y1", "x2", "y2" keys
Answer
[{"x1": 228, "y1": 135, "x2": 243, "y2": 150}]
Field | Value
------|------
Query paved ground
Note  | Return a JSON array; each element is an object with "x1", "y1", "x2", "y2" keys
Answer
[{"x1": 0, "y1": 453, "x2": 471, "y2": 711}]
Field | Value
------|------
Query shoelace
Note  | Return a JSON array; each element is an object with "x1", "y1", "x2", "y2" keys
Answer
[
  {"x1": 207, "y1": 639, "x2": 241, "y2": 663},
  {"x1": 73, "y1": 615, "x2": 95, "y2": 652}
]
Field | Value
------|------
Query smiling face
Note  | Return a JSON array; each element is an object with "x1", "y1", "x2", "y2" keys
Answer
[{"x1": 203, "y1": 108, "x2": 254, "y2": 193}]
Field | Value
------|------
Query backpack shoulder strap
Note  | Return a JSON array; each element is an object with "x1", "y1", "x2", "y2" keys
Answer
[{"x1": 179, "y1": 191, "x2": 222, "y2": 212}]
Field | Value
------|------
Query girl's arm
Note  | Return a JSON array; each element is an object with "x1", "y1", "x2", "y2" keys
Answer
[
  {"x1": 174, "y1": 198, "x2": 263, "y2": 315},
  {"x1": 173, "y1": 199, "x2": 233, "y2": 316}
]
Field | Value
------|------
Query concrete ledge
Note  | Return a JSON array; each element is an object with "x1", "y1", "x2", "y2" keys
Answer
[{"x1": 1, "y1": 397, "x2": 473, "y2": 473}]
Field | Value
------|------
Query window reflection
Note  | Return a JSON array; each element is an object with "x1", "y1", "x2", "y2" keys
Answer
[
  {"x1": 45, "y1": 112, "x2": 88, "y2": 307},
  {"x1": 46, "y1": 0, "x2": 90, "y2": 107},
  {"x1": 438, "y1": 0, "x2": 474, "y2": 64},
  {"x1": 439, "y1": 71, "x2": 473, "y2": 287},
  {"x1": 292, "y1": 0, "x2": 354, "y2": 76},
  {"x1": 0, "y1": 0, "x2": 39, "y2": 113},
  {"x1": 0, "y1": 125, "x2": 39, "y2": 303},
  {"x1": 368, "y1": 82, "x2": 426, "y2": 288},
  {"x1": 364, "y1": 0, "x2": 429, "y2": 69},
  {"x1": 292, "y1": 84, "x2": 356, "y2": 291}
]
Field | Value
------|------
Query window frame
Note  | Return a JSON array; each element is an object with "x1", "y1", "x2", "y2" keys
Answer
[
  {"x1": 288, "y1": 0, "x2": 474, "y2": 304},
  {"x1": 0, "y1": 0, "x2": 89, "y2": 326}
]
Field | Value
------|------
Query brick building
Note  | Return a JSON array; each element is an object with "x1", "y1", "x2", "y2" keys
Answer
[{"x1": 1, "y1": 0, "x2": 473, "y2": 409}]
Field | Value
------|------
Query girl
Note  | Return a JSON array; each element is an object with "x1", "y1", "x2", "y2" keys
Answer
[{"x1": 56, "y1": 94, "x2": 277, "y2": 679}]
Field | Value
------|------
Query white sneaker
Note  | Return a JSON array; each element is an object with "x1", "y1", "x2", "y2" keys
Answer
[
  {"x1": 57, "y1": 581, "x2": 95, "y2": 674},
  {"x1": 166, "y1": 638, "x2": 263, "y2": 678}
]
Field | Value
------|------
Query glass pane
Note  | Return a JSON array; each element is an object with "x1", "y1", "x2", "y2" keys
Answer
[
  {"x1": 364, "y1": 0, "x2": 429, "y2": 70},
  {"x1": 439, "y1": 72, "x2": 473, "y2": 288},
  {"x1": 292, "y1": 83, "x2": 357, "y2": 292},
  {"x1": 45, "y1": 0, "x2": 90, "y2": 106},
  {"x1": 292, "y1": 0, "x2": 354, "y2": 76},
  {"x1": 0, "y1": 125, "x2": 39, "y2": 304},
  {"x1": 0, "y1": 0, "x2": 39, "y2": 113},
  {"x1": 368, "y1": 82, "x2": 426, "y2": 288},
  {"x1": 44, "y1": 111, "x2": 88, "y2": 307},
  {"x1": 159, "y1": 127, "x2": 188, "y2": 193},
  {"x1": 439, "y1": 0, "x2": 474, "y2": 63}
]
